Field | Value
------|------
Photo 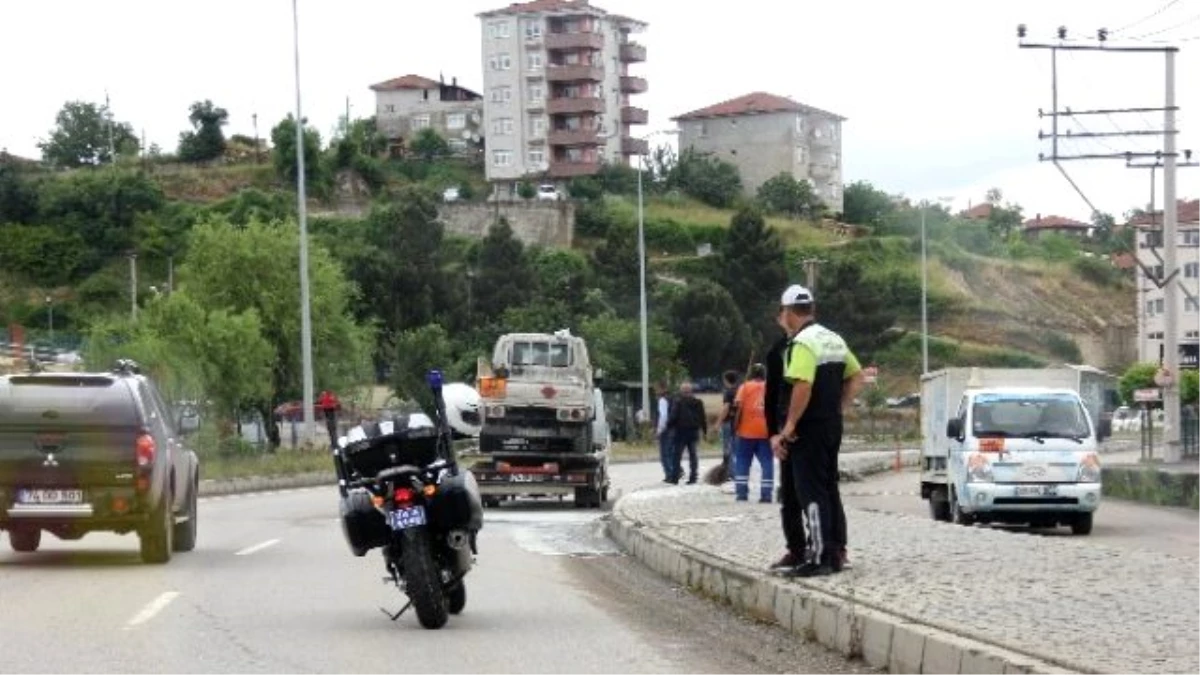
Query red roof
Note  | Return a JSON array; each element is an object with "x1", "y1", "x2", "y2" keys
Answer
[
  {"x1": 1023, "y1": 215, "x2": 1091, "y2": 230},
  {"x1": 672, "y1": 92, "x2": 844, "y2": 122},
  {"x1": 480, "y1": 0, "x2": 597, "y2": 15},
  {"x1": 370, "y1": 74, "x2": 441, "y2": 92},
  {"x1": 960, "y1": 203, "x2": 993, "y2": 220},
  {"x1": 1110, "y1": 252, "x2": 1136, "y2": 270},
  {"x1": 1128, "y1": 199, "x2": 1200, "y2": 228}
]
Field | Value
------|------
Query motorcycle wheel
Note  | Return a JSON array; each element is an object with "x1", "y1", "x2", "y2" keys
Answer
[
  {"x1": 447, "y1": 579, "x2": 466, "y2": 615},
  {"x1": 401, "y1": 529, "x2": 449, "y2": 629}
]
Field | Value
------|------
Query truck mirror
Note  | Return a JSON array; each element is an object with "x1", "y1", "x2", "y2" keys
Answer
[
  {"x1": 946, "y1": 418, "x2": 963, "y2": 440},
  {"x1": 1097, "y1": 417, "x2": 1112, "y2": 441},
  {"x1": 594, "y1": 368, "x2": 605, "y2": 381}
]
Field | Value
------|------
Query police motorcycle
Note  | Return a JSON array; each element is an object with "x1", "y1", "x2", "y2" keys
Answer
[{"x1": 333, "y1": 371, "x2": 484, "y2": 629}]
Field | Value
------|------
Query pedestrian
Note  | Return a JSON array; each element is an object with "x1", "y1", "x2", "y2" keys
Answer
[
  {"x1": 705, "y1": 370, "x2": 740, "y2": 485},
  {"x1": 668, "y1": 381, "x2": 707, "y2": 484},
  {"x1": 653, "y1": 381, "x2": 676, "y2": 483},
  {"x1": 764, "y1": 321, "x2": 804, "y2": 572},
  {"x1": 318, "y1": 389, "x2": 341, "y2": 447},
  {"x1": 771, "y1": 284, "x2": 865, "y2": 577},
  {"x1": 732, "y1": 363, "x2": 773, "y2": 502}
]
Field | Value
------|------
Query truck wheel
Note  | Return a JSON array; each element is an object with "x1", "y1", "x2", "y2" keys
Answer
[
  {"x1": 482, "y1": 496, "x2": 501, "y2": 508},
  {"x1": 140, "y1": 494, "x2": 174, "y2": 565},
  {"x1": 1071, "y1": 512, "x2": 1093, "y2": 535},
  {"x1": 575, "y1": 486, "x2": 601, "y2": 508},
  {"x1": 929, "y1": 496, "x2": 952, "y2": 522},
  {"x1": 172, "y1": 480, "x2": 198, "y2": 552},
  {"x1": 9, "y1": 528, "x2": 41, "y2": 553}
]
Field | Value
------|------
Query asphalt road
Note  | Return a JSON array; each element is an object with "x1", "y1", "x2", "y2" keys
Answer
[
  {"x1": 0, "y1": 460, "x2": 869, "y2": 674},
  {"x1": 841, "y1": 467, "x2": 1200, "y2": 559}
]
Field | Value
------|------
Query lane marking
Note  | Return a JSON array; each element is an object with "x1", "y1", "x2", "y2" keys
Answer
[
  {"x1": 235, "y1": 538, "x2": 281, "y2": 556},
  {"x1": 124, "y1": 591, "x2": 180, "y2": 630}
]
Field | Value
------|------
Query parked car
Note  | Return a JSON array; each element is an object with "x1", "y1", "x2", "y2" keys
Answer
[
  {"x1": 536, "y1": 184, "x2": 560, "y2": 201},
  {"x1": 442, "y1": 186, "x2": 461, "y2": 203}
]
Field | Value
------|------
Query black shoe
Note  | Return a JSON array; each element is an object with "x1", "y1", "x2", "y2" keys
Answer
[
  {"x1": 783, "y1": 562, "x2": 835, "y2": 578},
  {"x1": 687, "y1": 477, "x2": 697, "y2": 485},
  {"x1": 768, "y1": 552, "x2": 800, "y2": 572}
]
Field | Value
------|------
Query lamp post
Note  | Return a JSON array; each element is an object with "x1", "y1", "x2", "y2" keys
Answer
[
  {"x1": 920, "y1": 196, "x2": 955, "y2": 375},
  {"x1": 292, "y1": 0, "x2": 316, "y2": 440},
  {"x1": 635, "y1": 129, "x2": 679, "y2": 422},
  {"x1": 45, "y1": 297, "x2": 53, "y2": 348}
]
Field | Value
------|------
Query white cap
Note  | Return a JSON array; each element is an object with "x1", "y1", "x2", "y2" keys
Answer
[{"x1": 780, "y1": 284, "x2": 814, "y2": 306}]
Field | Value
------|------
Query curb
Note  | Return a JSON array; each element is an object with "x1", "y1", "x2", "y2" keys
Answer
[
  {"x1": 198, "y1": 471, "x2": 336, "y2": 498},
  {"x1": 605, "y1": 464, "x2": 1081, "y2": 674},
  {"x1": 1101, "y1": 465, "x2": 1199, "y2": 509}
]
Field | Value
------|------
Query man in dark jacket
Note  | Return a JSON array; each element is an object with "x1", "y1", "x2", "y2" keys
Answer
[
  {"x1": 765, "y1": 327, "x2": 804, "y2": 571},
  {"x1": 667, "y1": 381, "x2": 707, "y2": 484}
]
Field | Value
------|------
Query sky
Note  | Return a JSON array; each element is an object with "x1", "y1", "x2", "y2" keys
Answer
[{"x1": 2, "y1": 0, "x2": 1198, "y2": 221}]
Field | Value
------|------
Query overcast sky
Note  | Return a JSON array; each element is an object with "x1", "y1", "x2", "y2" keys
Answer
[{"x1": 2, "y1": 0, "x2": 1198, "y2": 221}]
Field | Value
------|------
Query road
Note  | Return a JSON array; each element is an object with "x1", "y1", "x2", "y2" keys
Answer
[
  {"x1": 841, "y1": 467, "x2": 1200, "y2": 559},
  {"x1": 0, "y1": 460, "x2": 868, "y2": 674}
]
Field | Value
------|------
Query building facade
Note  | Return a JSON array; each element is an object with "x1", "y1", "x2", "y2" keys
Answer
[
  {"x1": 370, "y1": 74, "x2": 484, "y2": 156},
  {"x1": 1133, "y1": 199, "x2": 1200, "y2": 369},
  {"x1": 672, "y1": 92, "x2": 846, "y2": 213},
  {"x1": 477, "y1": 0, "x2": 648, "y2": 197},
  {"x1": 1022, "y1": 214, "x2": 1093, "y2": 240}
]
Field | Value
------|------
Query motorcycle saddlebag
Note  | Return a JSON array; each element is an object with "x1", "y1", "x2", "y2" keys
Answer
[
  {"x1": 428, "y1": 470, "x2": 484, "y2": 533},
  {"x1": 339, "y1": 488, "x2": 389, "y2": 556},
  {"x1": 340, "y1": 416, "x2": 440, "y2": 480}
]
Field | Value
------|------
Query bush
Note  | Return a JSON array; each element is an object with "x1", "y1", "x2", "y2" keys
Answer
[
  {"x1": 1072, "y1": 255, "x2": 1123, "y2": 287},
  {"x1": 1042, "y1": 331, "x2": 1083, "y2": 363},
  {"x1": 644, "y1": 217, "x2": 695, "y2": 254},
  {"x1": 575, "y1": 200, "x2": 611, "y2": 238}
]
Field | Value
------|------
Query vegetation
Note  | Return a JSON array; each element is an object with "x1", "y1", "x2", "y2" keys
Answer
[{"x1": 1, "y1": 97, "x2": 1151, "y2": 461}]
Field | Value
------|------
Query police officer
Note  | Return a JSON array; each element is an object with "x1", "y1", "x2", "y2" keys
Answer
[
  {"x1": 771, "y1": 285, "x2": 865, "y2": 577},
  {"x1": 765, "y1": 319, "x2": 804, "y2": 572}
]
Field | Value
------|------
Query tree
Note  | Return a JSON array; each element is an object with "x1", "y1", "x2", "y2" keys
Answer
[
  {"x1": 815, "y1": 256, "x2": 902, "y2": 359},
  {"x1": 530, "y1": 248, "x2": 593, "y2": 314},
  {"x1": 579, "y1": 312, "x2": 682, "y2": 383},
  {"x1": 591, "y1": 220, "x2": 644, "y2": 316},
  {"x1": 667, "y1": 281, "x2": 751, "y2": 377},
  {"x1": 721, "y1": 207, "x2": 787, "y2": 343},
  {"x1": 177, "y1": 216, "x2": 372, "y2": 447},
  {"x1": 392, "y1": 324, "x2": 456, "y2": 414},
  {"x1": 756, "y1": 172, "x2": 825, "y2": 219},
  {"x1": 474, "y1": 218, "x2": 536, "y2": 324},
  {"x1": 983, "y1": 187, "x2": 1023, "y2": 239},
  {"x1": 271, "y1": 115, "x2": 324, "y2": 187},
  {"x1": 517, "y1": 181, "x2": 537, "y2": 200},
  {"x1": 39, "y1": 100, "x2": 140, "y2": 167},
  {"x1": 842, "y1": 180, "x2": 896, "y2": 229},
  {"x1": 1119, "y1": 362, "x2": 1159, "y2": 405},
  {"x1": 178, "y1": 100, "x2": 229, "y2": 163},
  {"x1": 0, "y1": 163, "x2": 38, "y2": 224},
  {"x1": 666, "y1": 148, "x2": 742, "y2": 208},
  {"x1": 409, "y1": 128, "x2": 450, "y2": 161}
]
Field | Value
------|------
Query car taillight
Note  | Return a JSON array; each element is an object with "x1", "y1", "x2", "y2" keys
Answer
[
  {"x1": 394, "y1": 487, "x2": 415, "y2": 505},
  {"x1": 136, "y1": 432, "x2": 156, "y2": 468}
]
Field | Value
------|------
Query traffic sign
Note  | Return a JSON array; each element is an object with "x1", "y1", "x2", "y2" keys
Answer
[
  {"x1": 1134, "y1": 388, "x2": 1161, "y2": 403},
  {"x1": 1153, "y1": 368, "x2": 1173, "y2": 387}
]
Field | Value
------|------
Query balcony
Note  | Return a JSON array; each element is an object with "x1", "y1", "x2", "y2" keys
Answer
[
  {"x1": 548, "y1": 128, "x2": 602, "y2": 146},
  {"x1": 621, "y1": 137, "x2": 649, "y2": 155},
  {"x1": 547, "y1": 64, "x2": 604, "y2": 82},
  {"x1": 548, "y1": 97, "x2": 606, "y2": 115},
  {"x1": 621, "y1": 106, "x2": 648, "y2": 125},
  {"x1": 546, "y1": 31, "x2": 605, "y2": 51},
  {"x1": 619, "y1": 42, "x2": 647, "y2": 62},
  {"x1": 620, "y1": 76, "x2": 648, "y2": 94},
  {"x1": 548, "y1": 159, "x2": 602, "y2": 178}
]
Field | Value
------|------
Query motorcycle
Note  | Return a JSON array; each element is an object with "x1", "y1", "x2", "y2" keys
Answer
[{"x1": 334, "y1": 370, "x2": 483, "y2": 629}]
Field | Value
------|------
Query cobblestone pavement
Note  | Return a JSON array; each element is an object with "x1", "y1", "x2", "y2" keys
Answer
[{"x1": 618, "y1": 451, "x2": 1199, "y2": 675}]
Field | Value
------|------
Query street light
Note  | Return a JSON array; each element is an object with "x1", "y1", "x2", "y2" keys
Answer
[
  {"x1": 635, "y1": 129, "x2": 679, "y2": 424},
  {"x1": 292, "y1": 0, "x2": 316, "y2": 440},
  {"x1": 920, "y1": 196, "x2": 955, "y2": 375},
  {"x1": 45, "y1": 296, "x2": 53, "y2": 348}
]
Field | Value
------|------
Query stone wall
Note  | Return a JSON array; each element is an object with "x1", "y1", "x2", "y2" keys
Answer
[{"x1": 439, "y1": 202, "x2": 575, "y2": 248}]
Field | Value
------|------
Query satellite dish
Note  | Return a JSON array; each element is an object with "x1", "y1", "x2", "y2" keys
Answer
[
  {"x1": 470, "y1": 112, "x2": 481, "y2": 123},
  {"x1": 461, "y1": 129, "x2": 472, "y2": 140},
  {"x1": 471, "y1": 132, "x2": 482, "y2": 142}
]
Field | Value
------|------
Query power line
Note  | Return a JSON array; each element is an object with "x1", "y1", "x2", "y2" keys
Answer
[
  {"x1": 1112, "y1": 0, "x2": 1181, "y2": 35},
  {"x1": 1128, "y1": 13, "x2": 1200, "y2": 40}
]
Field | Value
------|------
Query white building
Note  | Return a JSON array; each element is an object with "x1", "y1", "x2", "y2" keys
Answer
[
  {"x1": 1133, "y1": 198, "x2": 1200, "y2": 369},
  {"x1": 476, "y1": 0, "x2": 648, "y2": 197},
  {"x1": 369, "y1": 74, "x2": 484, "y2": 157}
]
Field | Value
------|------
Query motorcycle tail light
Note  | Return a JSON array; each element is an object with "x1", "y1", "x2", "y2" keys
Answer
[
  {"x1": 422, "y1": 484, "x2": 437, "y2": 498},
  {"x1": 394, "y1": 487, "x2": 415, "y2": 505}
]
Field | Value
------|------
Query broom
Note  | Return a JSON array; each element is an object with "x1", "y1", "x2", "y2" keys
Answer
[{"x1": 702, "y1": 350, "x2": 755, "y2": 486}]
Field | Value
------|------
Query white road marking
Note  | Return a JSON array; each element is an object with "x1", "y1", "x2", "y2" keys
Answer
[
  {"x1": 235, "y1": 538, "x2": 281, "y2": 556},
  {"x1": 124, "y1": 591, "x2": 180, "y2": 630}
]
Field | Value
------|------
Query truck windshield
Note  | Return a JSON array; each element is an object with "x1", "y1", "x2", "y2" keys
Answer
[
  {"x1": 971, "y1": 393, "x2": 1090, "y2": 440},
  {"x1": 511, "y1": 341, "x2": 572, "y2": 367}
]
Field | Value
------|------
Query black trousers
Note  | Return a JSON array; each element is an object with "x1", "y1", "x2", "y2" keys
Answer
[
  {"x1": 323, "y1": 409, "x2": 338, "y2": 447},
  {"x1": 788, "y1": 420, "x2": 843, "y2": 567},
  {"x1": 778, "y1": 452, "x2": 805, "y2": 557}
]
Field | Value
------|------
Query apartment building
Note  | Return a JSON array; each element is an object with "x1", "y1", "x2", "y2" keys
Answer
[
  {"x1": 672, "y1": 92, "x2": 846, "y2": 213},
  {"x1": 477, "y1": 0, "x2": 648, "y2": 196},
  {"x1": 369, "y1": 74, "x2": 484, "y2": 156},
  {"x1": 1132, "y1": 198, "x2": 1200, "y2": 369}
]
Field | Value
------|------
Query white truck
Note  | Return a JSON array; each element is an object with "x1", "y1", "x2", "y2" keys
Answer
[{"x1": 919, "y1": 367, "x2": 1118, "y2": 535}]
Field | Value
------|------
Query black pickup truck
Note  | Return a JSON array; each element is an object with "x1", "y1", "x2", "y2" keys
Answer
[{"x1": 0, "y1": 363, "x2": 200, "y2": 563}]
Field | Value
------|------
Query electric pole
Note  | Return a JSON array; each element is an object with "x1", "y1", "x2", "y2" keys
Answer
[
  {"x1": 801, "y1": 257, "x2": 824, "y2": 292},
  {"x1": 1018, "y1": 25, "x2": 1190, "y2": 461},
  {"x1": 129, "y1": 252, "x2": 138, "y2": 322},
  {"x1": 105, "y1": 90, "x2": 116, "y2": 164}
]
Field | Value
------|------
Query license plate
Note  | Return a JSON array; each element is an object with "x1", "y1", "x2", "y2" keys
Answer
[
  {"x1": 508, "y1": 473, "x2": 548, "y2": 483},
  {"x1": 18, "y1": 488, "x2": 84, "y2": 504},
  {"x1": 388, "y1": 505, "x2": 427, "y2": 531},
  {"x1": 1014, "y1": 485, "x2": 1058, "y2": 497}
]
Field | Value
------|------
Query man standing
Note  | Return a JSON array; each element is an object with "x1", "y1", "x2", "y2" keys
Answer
[
  {"x1": 318, "y1": 389, "x2": 342, "y2": 447},
  {"x1": 713, "y1": 370, "x2": 741, "y2": 483},
  {"x1": 771, "y1": 285, "x2": 865, "y2": 577},
  {"x1": 765, "y1": 317, "x2": 803, "y2": 571},
  {"x1": 732, "y1": 364, "x2": 773, "y2": 502},
  {"x1": 654, "y1": 381, "x2": 675, "y2": 483},
  {"x1": 668, "y1": 381, "x2": 707, "y2": 484}
]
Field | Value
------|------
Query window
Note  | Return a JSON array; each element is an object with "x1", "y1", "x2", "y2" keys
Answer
[
  {"x1": 525, "y1": 20, "x2": 542, "y2": 39},
  {"x1": 502, "y1": 53, "x2": 512, "y2": 70},
  {"x1": 488, "y1": 21, "x2": 509, "y2": 38},
  {"x1": 491, "y1": 118, "x2": 514, "y2": 135},
  {"x1": 796, "y1": 115, "x2": 806, "y2": 133},
  {"x1": 1156, "y1": 298, "x2": 1164, "y2": 313},
  {"x1": 528, "y1": 85, "x2": 544, "y2": 102},
  {"x1": 1187, "y1": 330, "x2": 1200, "y2": 339},
  {"x1": 529, "y1": 116, "x2": 545, "y2": 136},
  {"x1": 490, "y1": 87, "x2": 512, "y2": 104},
  {"x1": 528, "y1": 52, "x2": 543, "y2": 70},
  {"x1": 1146, "y1": 300, "x2": 1155, "y2": 316},
  {"x1": 794, "y1": 146, "x2": 805, "y2": 165},
  {"x1": 447, "y1": 113, "x2": 466, "y2": 130},
  {"x1": 1145, "y1": 231, "x2": 1163, "y2": 247},
  {"x1": 1185, "y1": 230, "x2": 1200, "y2": 246},
  {"x1": 492, "y1": 150, "x2": 513, "y2": 167},
  {"x1": 411, "y1": 114, "x2": 430, "y2": 130},
  {"x1": 1154, "y1": 264, "x2": 1164, "y2": 281},
  {"x1": 698, "y1": 122, "x2": 707, "y2": 137},
  {"x1": 830, "y1": 152, "x2": 840, "y2": 166},
  {"x1": 383, "y1": 104, "x2": 396, "y2": 113},
  {"x1": 449, "y1": 139, "x2": 467, "y2": 152},
  {"x1": 528, "y1": 149, "x2": 545, "y2": 166},
  {"x1": 1186, "y1": 297, "x2": 1199, "y2": 313},
  {"x1": 1186, "y1": 262, "x2": 1199, "y2": 278}
]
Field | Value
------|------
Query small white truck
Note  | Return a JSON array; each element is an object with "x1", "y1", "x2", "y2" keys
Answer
[{"x1": 919, "y1": 366, "x2": 1118, "y2": 535}]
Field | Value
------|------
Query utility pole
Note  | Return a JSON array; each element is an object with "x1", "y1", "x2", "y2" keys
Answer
[
  {"x1": 801, "y1": 257, "x2": 824, "y2": 291},
  {"x1": 252, "y1": 113, "x2": 261, "y2": 164},
  {"x1": 291, "y1": 0, "x2": 316, "y2": 442},
  {"x1": 105, "y1": 90, "x2": 116, "y2": 164},
  {"x1": 129, "y1": 252, "x2": 138, "y2": 322},
  {"x1": 345, "y1": 95, "x2": 351, "y2": 135},
  {"x1": 1018, "y1": 25, "x2": 1189, "y2": 460}
]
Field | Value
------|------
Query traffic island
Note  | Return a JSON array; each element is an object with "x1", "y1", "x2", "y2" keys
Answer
[
  {"x1": 1102, "y1": 464, "x2": 1200, "y2": 509},
  {"x1": 607, "y1": 450, "x2": 1198, "y2": 675}
]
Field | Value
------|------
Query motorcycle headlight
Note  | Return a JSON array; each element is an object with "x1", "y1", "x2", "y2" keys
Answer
[
  {"x1": 1077, "y1": 453, "x2": 1101, "y2": 483},
  {"x1": 967, "y1": 453, "x2": 994, "y2": 483}
]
